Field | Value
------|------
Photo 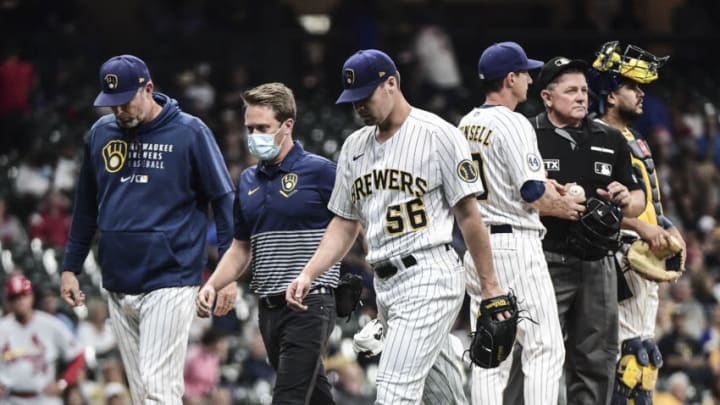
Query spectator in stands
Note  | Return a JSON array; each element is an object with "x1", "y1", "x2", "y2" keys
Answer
[
  {"x1": 77, "y1": 297, "x2": 117, "y2": 360},
  {"x1": 36, "y1": 285, "x2": 76, "y2": 333},
  {"x1": 653, "y1": 371, "x2": 691, "y2": 405},
  {"x1": 669, "y1": 277, "x2": 707, "y2": 339},
  {"x1": 0, "y1": 196, "x2": 28, "y2": 251},
  {"x1": 658, "y1": 305, "x2": 709, "y2": 386},
  {"x1": 29, "y1": 189, "x2": 71, "y2": 248},
  {"x1": 183, "y1": 327, "x2": 231, "y2": 405},
  {"x1": 0, "y1": 47, "x2": 35, "y2": 155}
]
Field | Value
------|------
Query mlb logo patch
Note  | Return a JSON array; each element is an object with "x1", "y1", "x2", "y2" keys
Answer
[
  {"x1": 544, "y1": 159, "x2": 560, "y2": 171},
  {"x1": 594, "y1": 162, "x2": 612, "y2": 176}
]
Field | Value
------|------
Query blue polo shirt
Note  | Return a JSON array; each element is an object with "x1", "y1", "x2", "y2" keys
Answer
[{"x1": 235, "y1": 141, "x2": 339, "y2": 296}]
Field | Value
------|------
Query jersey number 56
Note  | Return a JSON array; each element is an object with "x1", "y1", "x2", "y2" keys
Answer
[{"x1": 385, "y1": 198, "x2": 428, "y2": 235}]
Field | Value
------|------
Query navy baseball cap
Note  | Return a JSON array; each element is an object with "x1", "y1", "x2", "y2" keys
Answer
[
  {"x1": 478, "y1": 42, "x2": 544, "y2": 81},
  {"x1": 336, "y1": 49, "x2": 398, "y2": 104},
  {"x1": 94, "y1": 55, "x2": 151, "y2": 107},
  {"x1": 535, "y1": 56, "x2": 589, "y2": 90}
]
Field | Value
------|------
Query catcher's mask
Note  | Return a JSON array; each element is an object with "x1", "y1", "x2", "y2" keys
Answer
[
  {"x1": 588, "y1": 41, "x2": 669, "y2": 114},
  {"x1": 567, "y1": 197, "x2": 623, "y2": 259}
]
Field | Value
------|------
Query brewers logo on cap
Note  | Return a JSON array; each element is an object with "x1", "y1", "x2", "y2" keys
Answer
[
  {"x1": 104, "y1": 74, "x2": 119, "y2": 90},
  {"x1": 344, "y1": 69, "x2": 355, "y2": 85}
]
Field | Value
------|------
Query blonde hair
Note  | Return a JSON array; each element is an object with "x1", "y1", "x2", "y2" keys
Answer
[{"x1": 241, "y1": 82, "x2": 296, "y2": 123}]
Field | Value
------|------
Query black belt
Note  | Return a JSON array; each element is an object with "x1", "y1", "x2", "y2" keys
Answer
[
  {"x1": 9, "y1": 391, "x2": 39, "y2": 398},
  {"x1": 374, "y1": 256, "x2": 417, "y2": 279},
  {"x1": 543, "y1": 239, "x2": 609, "y2": 261},
  {"x1": 489, "y1": 224, "x2": 513, "y2": 234},
  {"x1": 373, "y1": 244, "x2": 452, "y2": 279},
  {"x1": 259, "y1": 286, "x2": 333, "y2": 309}
]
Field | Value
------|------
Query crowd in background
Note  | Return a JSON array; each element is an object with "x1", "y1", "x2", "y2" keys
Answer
[{"x1": 2, "y1": 0, "x2": 720, "y2": 404}]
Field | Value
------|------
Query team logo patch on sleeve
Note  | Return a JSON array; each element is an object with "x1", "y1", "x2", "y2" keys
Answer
[
  {"x1": 280, "y1": 173, "x2": 298, "y2": 198},
  {"x1": 457, "y1": 159, "x2": 479, "y2": 182},
  {"x1": 102, "y1": 140, "x2": 128, "y2": 173},
  {"x1": 526, "y1": 153, "x2": 541, "y2": 172}
]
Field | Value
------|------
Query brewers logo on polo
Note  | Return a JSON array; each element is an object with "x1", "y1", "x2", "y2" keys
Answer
[{"x1": 280, "y1": 173, "x2": 298, "y2": 197}]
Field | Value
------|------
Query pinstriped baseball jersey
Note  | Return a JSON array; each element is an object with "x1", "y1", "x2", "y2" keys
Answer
[
  {"x1": 329, "y1": 107, "x2": 483, "y2": 264},
  {"x1": 459, "y1": 105, "x2": 564, "y2": 405},
  {"x1": 458, "y1": 106, "x2": 546, "y2": 232}
]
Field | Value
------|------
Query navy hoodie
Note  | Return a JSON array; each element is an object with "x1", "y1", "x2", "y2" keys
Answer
[{"x1": 63, "y1": 93, "x2": 234, "y2": 293}]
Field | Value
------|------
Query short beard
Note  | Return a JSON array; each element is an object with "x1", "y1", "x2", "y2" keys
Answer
[
  {"x1": 618, "y1": 106, "x2": 641, "y2": 124},
  {"x1": 117, "y1": 117, "x2": 141, "y2": 128}
]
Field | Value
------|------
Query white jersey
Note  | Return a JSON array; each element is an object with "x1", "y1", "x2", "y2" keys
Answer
[
  {"x1": 0, "y1": 311, "x2": 82, "y2": 403},
  {"x1": 458, "y1": 106, "x2": 545, "y2": 233},
  {"x1": 459, "y1": 105, "x2": 564, "y2": 405},
  {"x1": 329, "y1": 107, "x2": 483, "y2": 264}
]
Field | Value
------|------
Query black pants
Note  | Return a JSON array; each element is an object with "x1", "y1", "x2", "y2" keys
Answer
[{"x1": 258, "y1": 293, "x2": 336, "y2": 405}]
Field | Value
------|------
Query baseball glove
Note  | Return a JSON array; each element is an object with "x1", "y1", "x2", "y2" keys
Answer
[
  {"x1": 335, "y1": 273, "x2": 363, "y2": 320},
  {"x1": 353, "y1": 318, "x2": 384, "y2": 357},
  {"x1": 626, "y1": 236, "x2": 684, "y2": 282},
  {"x1": 468, "y1": 293, "x2": 519, "y2": 368}
]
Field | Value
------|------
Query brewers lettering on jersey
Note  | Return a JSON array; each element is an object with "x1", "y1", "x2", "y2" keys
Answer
[
  {"x1": 287, "y1": 49, "x2": 508, "y2": 405},
  {"x1": 458, "y1": 41, "x2": 565, "y2": 405}
]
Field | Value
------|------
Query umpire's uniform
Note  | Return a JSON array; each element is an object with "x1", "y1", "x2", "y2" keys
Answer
[
  {"x1": 532, "y1": 111, "x2": 642, "y2": 404},
  {"x1": 235, "y1": 141, "x2": 339, "y2": 404}
]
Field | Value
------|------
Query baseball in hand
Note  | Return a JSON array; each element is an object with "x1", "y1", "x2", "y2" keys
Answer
[{"x1": 568, "y1": 184, "x2": 585, "y2": 199}]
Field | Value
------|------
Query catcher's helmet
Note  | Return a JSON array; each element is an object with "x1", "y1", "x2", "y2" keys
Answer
[{"x1": 588, "y1": 41, "x2": 669, "y2": 114}]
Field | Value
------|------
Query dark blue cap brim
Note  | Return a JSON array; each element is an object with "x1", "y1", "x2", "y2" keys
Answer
[
  {"x1": 525, "y1": 59, "x2": 544, "y2": 70},
  {"x1": 93, "y1": 88, "x2": 139, "y2": 107},
  {"x1": 335, "y1": 80, "x2": 383, "y2": 104}
]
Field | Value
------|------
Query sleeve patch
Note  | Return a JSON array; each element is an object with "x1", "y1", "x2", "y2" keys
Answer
[
  {"x1": 526, "y1": 153, "x2": 542, "y2": 172},
  {"x1": 457, "y1": 159, "x2": 479, "y2": 183}
]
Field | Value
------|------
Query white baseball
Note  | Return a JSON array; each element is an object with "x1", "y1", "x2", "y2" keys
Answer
[{"x1": 568, "y1": 184, "x2": 585, "y2": 198}]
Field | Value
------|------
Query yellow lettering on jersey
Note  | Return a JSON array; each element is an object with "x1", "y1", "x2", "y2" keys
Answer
[
  {"x1": 351, "y1": 169, "x2": 429, "y2": 203},
  {"x1": 400, "y1": 171, "x2": 413, "y2": 195},
  {"x1": 388, "y1": 169, "x2": 400, "y2": 190},
  {"x1": 460, "y1": 125, "x2": 493, "y2": 145}
]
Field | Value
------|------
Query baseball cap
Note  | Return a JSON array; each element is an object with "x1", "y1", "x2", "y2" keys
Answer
[
  {"x1": 336, "y1": 49, "x2": 398, "y2": 104},
  {"x1": 6, "y1": 273, "x2": 32, "y2": 299},
  {"x1": 535, "y1": 57, "x2": 589, "y2": 90},
  {"x1": 94, "y1": 55, "x2": 151, "y2": 107},
  {"x1": 477, "y1": 42, "x2": 544, "y2": 81}
]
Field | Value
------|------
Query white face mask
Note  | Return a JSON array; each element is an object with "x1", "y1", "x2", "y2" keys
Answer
[{"x1": 248, "y1": 122, "x2": 286, "y2": 161}]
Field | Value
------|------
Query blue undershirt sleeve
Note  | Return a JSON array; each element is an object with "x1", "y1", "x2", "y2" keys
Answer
[{"x1": 520, "y1": 180, "x2": 546, "y2": 203}]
